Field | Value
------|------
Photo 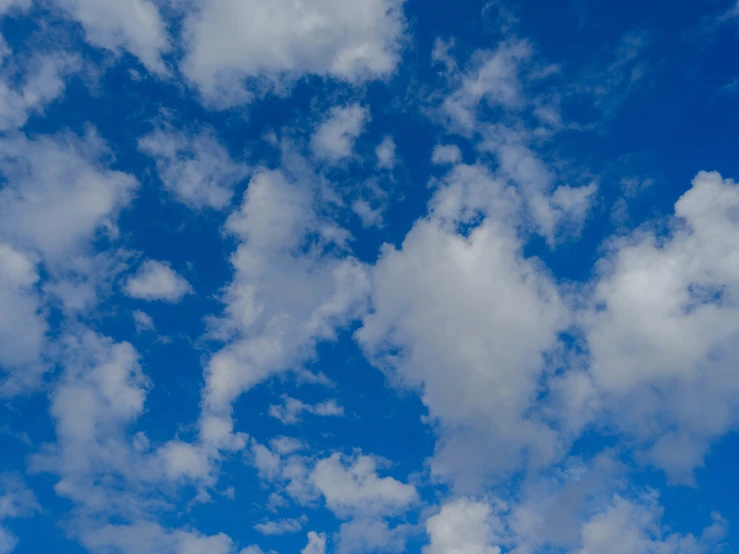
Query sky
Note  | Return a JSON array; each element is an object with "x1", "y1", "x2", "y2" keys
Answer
[{"x1": 0, "y1": 0, "x2": 739, "y2": 553}]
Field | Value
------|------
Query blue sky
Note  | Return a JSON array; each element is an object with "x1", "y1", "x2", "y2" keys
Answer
[{"x1": 1, "y1": 0, "x2": 739, "y2": 553}]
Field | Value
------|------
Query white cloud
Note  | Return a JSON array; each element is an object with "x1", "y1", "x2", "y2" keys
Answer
[
  {"x1": 311, "y1": 104, "x2": 370, "y2": 164},
  {"x1": 0, "y1": 130, "x2": 137, "y2": 393},
  {"x1": 581, "y1": 170, "x2": 739, "y2": 482},
  {"x1": 431, "y1": 144, "x2": 462, "y2": 165},
  {"x1": 576, "y1": 495, "x2": 726, "y2": 554},
  {"x1": 0, "y1": 49, "x2": 80, "y2": 131},
  {"x1": 269, "y1": 395, "x2": 344, "y2": 425},
  {"x1": 335, "y1": 518, "x2": 409, "y2": 554},
  {"x1": 199, "y1": 165, "x2": 369, "y2": 449},
  {"x1": 0, "y1": 0, "x2": 29, "y2": 15},
  {"x1": 0, "y1": 474, "x2": 39, "y2": 554},
  {"x1": 424, "y1": 499, "x2": 503, "y2": 554},
  {"x1": 138, "y1": 126, "x2": 248, "y2": 210},
  {"x1": 310, "y1": 453, "x2": 417, "y2": 518},
  {"x1": 0, "y1": 243, "x2": 46, "y2": 395},
  {"x1": 424, "y1": 490, "x2": 726, "y2": 554},
  {"x1": 132, "y1": 310, "x2": 154, "y2": 332},
  {"x1": 301, "y1": 531, "x2": 326, "y2": 554},
  {"x1": 254, "y1": 516, "x2": 306, "y2": 536},
  {"x1": 0, "y1": 129, "x2": 138, "y2": 263},
  {"x1": 375, "y1": 136, "x2": 396, "y2": 169},
  {"x1": 82, "y1": 522, "x2": 236, "y2": 554},
  {"x1": 357, "y1": 163, "x2": 568, "y2": 488},
  {"x1": 181, "y1": 0, "x2": 406, "y2": 107},
  {"x1": 441, "y1": 40, "x2": 532, "y2": 133},
  {"x1": 58, "y1": 0, "x2": 170, "y2": 75},
  {"x1": 124, "y1": 260, "x2": 193, "y2": 302}
]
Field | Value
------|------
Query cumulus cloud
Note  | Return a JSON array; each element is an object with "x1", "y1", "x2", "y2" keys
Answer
[
  {"x1": 199, "y1": 165, "x2": 369, "y2": 449},
  {"x1": 311, "y1": 104, "x2": 370, "y2": 164},
  {"x1": 57, "y1": 0, "x2": 170, "y2": 75},
  {"x1": 424, "y1": 498, "x2": 503, "y2": 554},
  {"x1": 581, "y1": 170, "x2": 739, "y2": 482},
  {"x1": 0, "y1": 130, "x2": 138, "y2": 262},
  {"x1": 181, "y1": 0, "x2": 406, "y2": 106},
  {"x1": 124, "y1": 260, "x2": 193, "y2": 302},
  {"x1": 358, "y1": 163, "x2": 569, "y2": 488},
  {"x1": 301, "y1": 531, "x2": 326, "y2": 554},
  {"x1": 0, "y1": 130, "x2": 137, "y2": 392},
  {"x1": 138, "y1": 126, "x2": 248, "y2": 210},
  {"x1": 311, "y1": 453, "x2": 417, "y2": 518}
]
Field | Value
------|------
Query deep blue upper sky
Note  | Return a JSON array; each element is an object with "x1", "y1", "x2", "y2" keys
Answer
[{"x1": 1, "y1": 1, "x2": 739, "y2": 553}]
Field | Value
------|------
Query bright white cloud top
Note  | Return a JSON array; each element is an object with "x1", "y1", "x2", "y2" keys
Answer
[{"x1": 0, "y1": 1, "x2": 737, "y2": 554}]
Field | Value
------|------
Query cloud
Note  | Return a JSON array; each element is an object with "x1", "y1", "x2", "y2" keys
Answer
[
  {"x1": 431, "y1": 144, "x2": 462, "y2": 165},
  {"x1": 0, "y1": 47, "x2": 80, "y2": 131},
  {"x1": 269, "y1": 395, "x2": 344, "y2": 425},
  {"x1": 0, "y1": 129, "x2": 137, "y2": 393},
  {"x1": 0, "y1": 129, "x2": 138, "y2": 262},
  {"x1": 181, "y1": 0, "x2": 406, "y2": 107},
  {"x1": 0, "y1": 474, "x2": 39, "y2": 554},
  {"x1": 199, "y1": 165, "x2": 369, "y2": 448},
  {"x1": 124, "y1": 260, "x2": 193, "y2": 302},
  {"x1": 81, "y1": 522, "x2": 237, "y2": 554},
  {"x1": 254, "y1": 516, "x2": 306, "y2": 536},
  {"x1": 57, "y1": 0, "x2": 170, "y2": 75},
  {"x1": 311, "y1": 104, "x2": 370, "y2": 164},
  {"x1": 357, "y1": 163, "x2": 569, "y2": 489},
  {"x1": 0, "y1": 243, "x2": 46, "y2": 395},
  {"x1": 138, "y1": 126, "x2": 248, "y2": 210},
  {"x1": 423, "y1": 490, "x2": 726, "y2": 554},
  {"x1": 375, "y1": 136, "x2": 396, "y2": 169},
  {"x1": 582, "y1": 170, "x2": 739, "y2": 483},
  {"x1": 424, "y1": 498, "x2": 503, "y2": 554},
  {"x1": 301, "y1": 531, "x2": 326, "y2": 554},
  {"x1": 334, "y1": 518, "x2": 409, "y2": 554},
  {"x1": 0, "y1": 0, "x2": 30, "y2": 15},
  {"x1": 310, "y1": 453, "x2": 417, "y2": 518},
  {"x1": 132, "y1": 310, "x2": 154, "y2": 332}
]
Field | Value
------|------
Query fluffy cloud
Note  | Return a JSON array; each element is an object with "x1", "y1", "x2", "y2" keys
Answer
[
  {"x1": 311, "y1": 104, "x2": 370, "y2": 164},
  {"x1": 81, "y1": 522, "x2": 236, "y2": 554},
  {"x1": 311, "y1": 453, "x2": 417, "y2": 518},
  {"x1": 58, "y1": 0, "x2": 170, "y2": 75},
  {"x1": 581, "y1": 171, "x2": 739, "y2": 482},
  {"x1": 132, "y1": 310, "x2": 154, "y2": 332},
  {"x1": 254, "y1": 516, "x2": 306, "y2": 536},
  {"x1": 301, "y1": 531, "x2": 326, "y2": 554},
  {"x1": 138, "y1": 126, "x2": 248, "y2": 210},
  {"x1": 424, "y1": 499, "x2": 503, "y2": 554},
  {"x1": 124, "y1": 260, "x2": 193, "y2": 303},
  {"x1": 181, "y1": 0, "x2": 406, "y2": 106},
  {"x1": 424, "y1": 491, "x2": 726, "y2": 554},
  {"x1": 375, "y1": 136, "x2": 396, "y2": 169},
  {"x1": 358, "y1": 163, "x2": 569, "y2": 488},
  {"x1": 269, "y1": 395, "x2": 344, "y2": 425},
  {"x1": 200, "y1": 165, "x2": 369, "y2": 447},
  {"x1": 0, "y1": 475, "x2": 39, "y2": 554},
  {"x1": 0, "y1": 130, "x2": 138, "y2": 262},
  {"x1": 0, "y1": 244, "x2": 46, "y2": 394},
  {"x1": 0, "y1": 47, "x2": 79, "y2": 131},
  {"x1": 0, "y1": 130, "x2": 137, "y2": 392}
]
